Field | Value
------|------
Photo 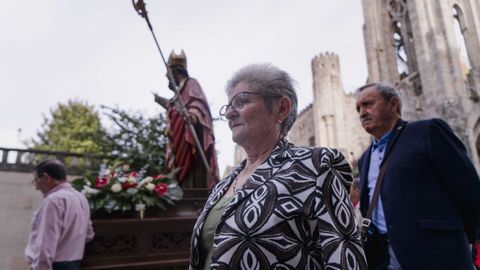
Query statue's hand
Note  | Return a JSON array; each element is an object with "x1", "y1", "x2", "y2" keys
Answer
[
  {"x1": 153, "y1": 92, "x2": 168, "y2": 109},
  {"x1": 187, "y1": 113, "x2": 198, "y2": 125},
  {"x1": 153, "y1": 93, "x2": 161, "y2": 103}
]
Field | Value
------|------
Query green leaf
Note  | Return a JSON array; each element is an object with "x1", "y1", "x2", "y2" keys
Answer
[{"x1": 154, "y1": 200, "x2": 167, "y2": 211}]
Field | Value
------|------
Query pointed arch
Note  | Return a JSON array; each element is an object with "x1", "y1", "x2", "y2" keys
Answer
[
  {"x1": 452, "y1": 4, "x2": 471, "y2": 77},
  {"x1": 386, "y1": 0, "x2": 422, "y2": 94},
  {"x1": 452, "y1": 4, "x2": 478, "y2": 101}
]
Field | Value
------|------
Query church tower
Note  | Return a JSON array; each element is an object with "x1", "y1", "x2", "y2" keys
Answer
[
  {"x1": 311, "y1": 52, "x2": 370, "y2": 164},
  {"x1": 362, "y1": 0, "x2": 480, "y2": 169},
  {"x1": 312, "y1": 52, "x2": 345, "y2": 149}
]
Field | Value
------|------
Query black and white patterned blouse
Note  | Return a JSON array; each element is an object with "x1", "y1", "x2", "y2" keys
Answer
[{"x1": 190, "y1": 139, "x2": 367, "y2": 269}]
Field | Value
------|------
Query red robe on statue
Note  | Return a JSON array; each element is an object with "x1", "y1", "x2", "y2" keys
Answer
[{"x1": 166, "y1": 78, "x2": 219, "y2": 189}]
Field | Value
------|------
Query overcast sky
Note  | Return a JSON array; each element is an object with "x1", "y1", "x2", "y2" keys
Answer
[{"x1": 0, "y1": 0, "x2": 368, "y2": 173}]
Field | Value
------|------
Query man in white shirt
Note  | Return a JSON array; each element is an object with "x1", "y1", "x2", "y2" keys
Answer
[{"x1": 25, "y1": 159, "x2": 94, "y2": 270}]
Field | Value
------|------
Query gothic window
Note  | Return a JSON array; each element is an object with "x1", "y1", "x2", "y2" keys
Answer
[
  {"x1": 452, "y1": 4, "x2": 478, "y2": 101},
  {"x1": 392, "y1": 21, "x2": 409, "y2": 77},
  {"x1": 452, "y1": 6, "x2": 471, "y2": 77},
  {"x1": 387, "y1": 0, "x2": 422, "y2": 94},
  {"x1": 388, "y1": 0, "x2": 409, "y2": 78}
]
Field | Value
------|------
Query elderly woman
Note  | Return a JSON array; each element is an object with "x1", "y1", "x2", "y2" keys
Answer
[{"x1": 190, "y1": 64, "x2": 366, "y2": 269}]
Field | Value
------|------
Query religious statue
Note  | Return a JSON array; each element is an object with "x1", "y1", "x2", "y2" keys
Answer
[{"x1": 154, "y1": 50, "x2": 219, "y2": 189}]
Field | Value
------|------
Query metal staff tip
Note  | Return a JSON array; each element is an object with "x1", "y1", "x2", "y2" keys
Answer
[{"x1": 132, "y1": 0, "x2": 148, "y2": 19}]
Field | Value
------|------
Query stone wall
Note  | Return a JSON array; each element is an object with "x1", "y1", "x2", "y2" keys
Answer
[
  {"x1": 0, "y1": 171, "x2": 86, "y2": 270},
  {"x1": 287, "y1": 104, "x2": 315, "y2": 147},
  {"x1": 0, "y1": 171, "x2": 44, "y2": 270}
]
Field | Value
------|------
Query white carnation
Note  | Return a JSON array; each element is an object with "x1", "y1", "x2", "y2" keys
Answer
[
  {"x1": 111, "y1": 183, "x2": 122, "y2": 193},
  {"x1": 137, "y1": 176, "x2": 153, "y2": 188},
  {"x1": 142, "y1": 176, "x2": 153, "y2": 183},
  {"x1": 81, "y1": 185, "x2": 100, "y2": 197},
  {"x1": 118, "y1": 177, "x2": 127, "y2": 183},
  {"x1": 146, "y1": 183, "x2": 155, "y2": 191}
]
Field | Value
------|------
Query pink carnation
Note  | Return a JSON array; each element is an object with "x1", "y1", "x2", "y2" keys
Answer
[
  {"x1": 154, "y1": 183, "x2": 169, "y2": 196},
  {"x1": 95, "y1": 176, "x2": 109, "y2": 188},
  {"x1": 122, "y1": 182, "x2": 138, "y2": 189}
]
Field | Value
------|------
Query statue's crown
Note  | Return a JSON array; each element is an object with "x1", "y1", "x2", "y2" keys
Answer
[{"x1": 167, "y1": 49, "x2": 187, "y2": 69}]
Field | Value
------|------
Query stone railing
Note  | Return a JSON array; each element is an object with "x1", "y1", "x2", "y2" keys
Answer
[{"x1": 0, "y1": 147, "x2": 107, "y2": 175}]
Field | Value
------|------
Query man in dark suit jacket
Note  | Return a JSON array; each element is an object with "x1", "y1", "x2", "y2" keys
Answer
[{"x1": 355, "y1": 82, "x2": 480, "y2": 270}]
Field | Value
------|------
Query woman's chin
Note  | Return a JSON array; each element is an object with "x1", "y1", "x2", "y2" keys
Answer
[{"x1": 231, "y1": 132, "x2": 247, "y2": 146}]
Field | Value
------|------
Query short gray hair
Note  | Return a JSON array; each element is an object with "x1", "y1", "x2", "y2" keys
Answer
[
  {"x1": 356, "y1": 82, "x2": 402, "y2": 115},
  {"x1": 225, "y1": 63, "x2": 298, "y2": 137}
]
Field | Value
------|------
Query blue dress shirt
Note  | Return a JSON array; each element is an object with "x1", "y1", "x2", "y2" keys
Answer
[{"x1": 367, "y1": 130, "x2": 393, "y2": 234}]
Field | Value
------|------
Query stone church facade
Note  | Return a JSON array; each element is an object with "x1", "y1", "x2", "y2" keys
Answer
[
  {"x1": 234, "y1": 0, "x2": 480, "y2": 171},
  {"x1": 362, "y1": 0, "x2": 480, "y2": 169}
]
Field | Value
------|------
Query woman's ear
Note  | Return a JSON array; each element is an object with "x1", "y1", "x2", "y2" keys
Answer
[{"x1": 277, "y1": 96, "x2": 291, "y2": 122}]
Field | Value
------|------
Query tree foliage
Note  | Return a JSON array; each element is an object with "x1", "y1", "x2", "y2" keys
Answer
[
  {"x1": 102, "y1": 106, "x2": 169, "y2": 176},
  {"x1": 31, "y1": 100, "x2": 108, "y2": 154},
  {"x1": 30, "y1": 101, "x2": 170, "y2": 177}
]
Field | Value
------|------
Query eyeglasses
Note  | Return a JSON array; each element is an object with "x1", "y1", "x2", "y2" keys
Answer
[
  {"x1": 31, "y1": 174, "x2": 43, "y2": 186},
  {"x1": 219, "y1": 91, "x2": 281, "y2": 121}
]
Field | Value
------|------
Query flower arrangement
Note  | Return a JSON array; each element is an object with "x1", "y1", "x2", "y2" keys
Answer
[{"x1": 72, "y1": 163, "x2": 183, "y2": 219}]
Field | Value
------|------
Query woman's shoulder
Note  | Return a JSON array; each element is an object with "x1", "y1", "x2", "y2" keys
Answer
[
  {"x1": 281, "y1": 145, "x2": 353, "y2": 189},
  {"x1": 290, "y1": 144, "x2": 350, "y2": 166},
  {"x1": 288, "y1": 145, "x2": 345, "y2": 161}
]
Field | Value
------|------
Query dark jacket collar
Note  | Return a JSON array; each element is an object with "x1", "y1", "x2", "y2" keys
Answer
[
  {"x1": 359, "y1": 119, "x2": 408, "y2": 215},
  {"x1": 382, "y1": 119, "x2": 408, "y2": 166}
]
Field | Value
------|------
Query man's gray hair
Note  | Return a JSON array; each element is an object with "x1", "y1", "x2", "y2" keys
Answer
[
  {"x1": 356, "y1": 82, "x2": 402, "y2": 115},
  {"x1": 225, "y1": 63, "x2": 298, "y2": 137}
]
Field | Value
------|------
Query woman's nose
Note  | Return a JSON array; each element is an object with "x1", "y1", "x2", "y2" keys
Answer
[{"x1": 224, "y1": 105, "x2": 237, "y2": 120}]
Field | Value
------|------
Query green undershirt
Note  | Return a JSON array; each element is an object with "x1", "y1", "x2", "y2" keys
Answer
[{"x1": 200, "y1": 194, "x2": 233, "y2": 270}]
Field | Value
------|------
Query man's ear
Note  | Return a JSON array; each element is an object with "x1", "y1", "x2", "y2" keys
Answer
[
  {"x1": 390, "y1": 96, "x2": 400, "y2": 114},
  {"x1": 277, "y1": 96, "x2": 291, "y2": 123},
  {"x1": 43, "y1": 173, "x2": 53, "y2": 183}
]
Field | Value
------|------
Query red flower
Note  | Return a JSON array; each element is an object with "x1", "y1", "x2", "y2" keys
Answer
[
  {"x1": 129, "y1": 171, "x2": 138, "y2": 177},
  {"x1": 154, "y1": 183, "x2": 169, "y2": 196},
  {"x1": 153, "y1": 174, "x2": 165, "y2": 180},
  {"x1": 121, "y1": 182, "x2": 138, "y2": 189},
  {"x1": 95, "y1": 176, "x2": 109, "y2": 188}
]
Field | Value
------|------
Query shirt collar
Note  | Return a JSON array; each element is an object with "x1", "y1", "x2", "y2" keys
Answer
[
  {"x1": 372, "y1": 130, "x2": 393, "y2": 152},
  {"x1": 44, "y1": 181, "x2": 71, "y2": 198}
]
